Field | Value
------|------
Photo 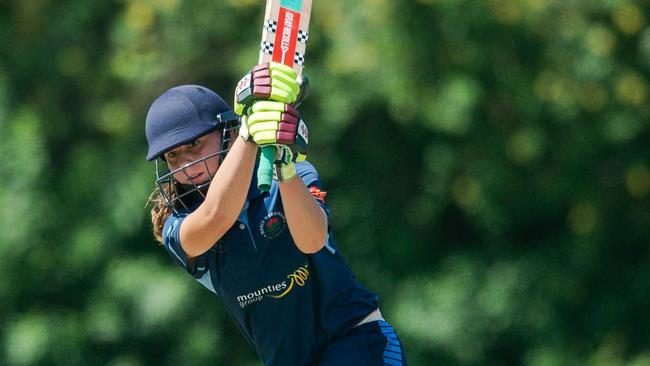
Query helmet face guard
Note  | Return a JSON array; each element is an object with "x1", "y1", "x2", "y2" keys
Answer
[
  {"x1": 145, "y1": 85, "x2": 240, "y2": 214},
  {"x1": 153, "y1": 118, "x2": 239, "y2": 215}
]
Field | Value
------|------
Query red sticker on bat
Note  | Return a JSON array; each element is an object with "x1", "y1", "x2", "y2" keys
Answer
[{"x1": 273, "y1": 7, "x2": 301, "y2": 67}]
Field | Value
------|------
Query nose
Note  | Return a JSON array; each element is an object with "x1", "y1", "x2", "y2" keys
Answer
[
  {"x1": 179, "y1": 152, "x2": 196, "y2": 167},
  {"x1": 171, "y1": 155, "x2": 204, "y2": 182},
  {"x1": 181, "y1": 161, "x2": 204, "y2": 175}
]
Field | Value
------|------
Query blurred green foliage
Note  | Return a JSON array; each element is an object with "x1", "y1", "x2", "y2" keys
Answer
[{"x1": 1, "y1": 0, "x2": 649, "y2": 365}]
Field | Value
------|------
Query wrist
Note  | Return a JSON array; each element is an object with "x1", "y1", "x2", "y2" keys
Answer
[
  {"x1": 238, "y1": 115, "x2": 254, "y2": 142},
  {"x1": 278, "y1": 174, "x2": 299, "y2": 183},
  {"x1": 237, "y1": 134, "x2": 258, "y2": 152},
  {"x1": 239, "y1": 133, "x2": 253, "y2": 143},
  {"x1": 274, "y1": 161, "x2": 297, "y2": 182}
]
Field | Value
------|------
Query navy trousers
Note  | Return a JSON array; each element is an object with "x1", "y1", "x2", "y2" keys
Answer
[{"x1": 314, "y1": 320, "x2": 407, "y2": 366}]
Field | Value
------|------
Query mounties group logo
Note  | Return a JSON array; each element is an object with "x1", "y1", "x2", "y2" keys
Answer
[
  {"x1": 259, "y1": 211, "x2": 287, "y2": 239},
  {"x1": 236, "y1": 264, "x2": 310, "y2": 309}
]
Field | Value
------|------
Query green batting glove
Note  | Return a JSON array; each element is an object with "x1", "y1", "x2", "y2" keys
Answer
[
  {"x1": 247, "y1": 101, "x2": 301, "y2": 146},
  {"x1": 238, "y1": 115, "x2": 252, "y2": 142},
  {"x1": 271, "y1": 117, "x2": 309, "y2": 183},
  {"x1": 273, "y1": 145, "x2": 306, "y2": 183},
  {"x1": 234, "y1": 62, "x2": 306, "y2": 115}
]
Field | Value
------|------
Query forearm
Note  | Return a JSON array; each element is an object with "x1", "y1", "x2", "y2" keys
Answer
[
  {"x1": 181, "y1": 137, "x2": 257, "y2": 256},
  {"x1": 279, "y1": 177, "x2": 328, "y2": 254},
  {"x1": 202, "y1": 137, "x2": 257, "y2": 219}
]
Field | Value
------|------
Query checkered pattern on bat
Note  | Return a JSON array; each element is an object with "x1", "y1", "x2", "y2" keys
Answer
[
  {"x1": 298, "y1": 29, "x2": 309, "y2": 43},
  {"x1": 260, "y1": 41, "x2": 274, "y2": 55},
  {"x1": 264, "y1": 19, "x2": 277, "y2": 33},
  {"x1": 294, "y1": 52, "x2": 305, "y2": 66}
]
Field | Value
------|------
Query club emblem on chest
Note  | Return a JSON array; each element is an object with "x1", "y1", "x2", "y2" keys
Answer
[{"x1": 259, "y1": 211, "x2": 287, "y2": 239}]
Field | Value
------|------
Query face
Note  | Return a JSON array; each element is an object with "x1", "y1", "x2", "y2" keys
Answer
[{"x1": 164, "y1": 132, "x2": 223, "y2": 185}]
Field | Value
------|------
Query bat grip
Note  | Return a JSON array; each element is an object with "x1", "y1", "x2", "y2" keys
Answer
[{"x1": 257, "y1": 145, "x2": 275, "y2": 192}]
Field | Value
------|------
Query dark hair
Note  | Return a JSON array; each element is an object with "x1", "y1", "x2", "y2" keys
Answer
[{"x1": 148, "y1": 183, "x2": 175, "y2": 244}]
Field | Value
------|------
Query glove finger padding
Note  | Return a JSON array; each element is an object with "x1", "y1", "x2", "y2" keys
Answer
[
  {"x1": 247, "y1": 101, "x2": 301, "y2": 146},
  {"x1": 251, "y1": 63, "x2": 299, "y2": 103},
  {"x1": 269, "y1": 63, "x2": 299, "y2": 95},
  {"x1": 277, "y1": 110, "x2": 299, "y2": 144},
  {"x1": 234, "y1": 62, "x2": 305, "y2": 115},
  {"x1": 275, "y1": 117, "x2": 310, "y2": 163},
  {"x1": 249, "y1": 100, "x2": 290, "y2": 113}
]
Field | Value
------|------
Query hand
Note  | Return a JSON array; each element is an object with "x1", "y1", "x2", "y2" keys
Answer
[
  {"x1": 272, "y1": 118, "x2": 309, "y2": 182},
  {"x1": 238, "y1": 115, "x2": 252, "y2": 142},
  {"x1": 234, "y1": 62, "x2": 309, "y2": 115},
  {"x1": 273, "y1": 144, "x2": 308, "y2": 183},
  {"x1": 247, "y1": 101, "x2": 304, "y2": 146}
]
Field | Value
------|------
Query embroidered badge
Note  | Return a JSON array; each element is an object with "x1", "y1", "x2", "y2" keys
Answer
[{"x1": 259, "y1": 212, "x2": 287, "y2": 239}]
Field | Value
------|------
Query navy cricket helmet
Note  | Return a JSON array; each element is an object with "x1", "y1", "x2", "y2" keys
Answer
[
  {"x1": 146, "y1": 85, "x2": 240, "y2": 213},
  {"x1": 145, "y1": 84, "x2": 238, "y2": 161}
]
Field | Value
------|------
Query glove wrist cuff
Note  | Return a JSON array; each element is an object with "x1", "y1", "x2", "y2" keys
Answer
[
  {"x1": 277, "y1": 174, "x2": 298, "y2": 183},
  {"x1": 239, "y1": 134, "x2": 254, "y2": 143},
  {"x1": 274, "y1": 162, "x2": 297, "y2": 182}
]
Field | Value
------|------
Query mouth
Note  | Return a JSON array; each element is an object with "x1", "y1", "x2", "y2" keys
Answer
[{"x1": 188, "y1": 172, "x2": 206, "y2": 184}]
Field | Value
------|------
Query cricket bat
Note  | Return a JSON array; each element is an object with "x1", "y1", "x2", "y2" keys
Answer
[{"x1": 256, "y1": 0, "x2": 313, "y2": 192}]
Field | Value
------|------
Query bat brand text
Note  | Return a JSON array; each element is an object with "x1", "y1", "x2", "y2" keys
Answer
[{"x1": 280, "y1": 12, "x2": 295, "y2": 63}]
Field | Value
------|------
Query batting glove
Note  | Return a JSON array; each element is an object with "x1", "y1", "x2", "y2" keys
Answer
[
  {"x1": 246, "y1": 101, "x2": 305, "y2": 146},
  {"x1": 238, "y1": 115, "x2": 252, "y2": 142},
  {"x1": 273, "y1": 143, "x2": 308, "y2": 183},
  {"x1": 234, "y1": 62, "x2": 309, "y2": 115},
  {"x1": 273, "y1": 117, "x2": 308, "y2": 182}
]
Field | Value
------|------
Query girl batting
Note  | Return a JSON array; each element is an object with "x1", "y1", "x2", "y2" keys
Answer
[{"x1": 145, "y1": 63, "x2": 407, "y2": 366}]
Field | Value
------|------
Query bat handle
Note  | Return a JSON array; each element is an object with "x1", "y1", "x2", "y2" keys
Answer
[{"x1": 257, "y1": 145, "x2": 275, "y2": 192}]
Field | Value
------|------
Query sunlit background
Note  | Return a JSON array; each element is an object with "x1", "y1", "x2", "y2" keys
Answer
[{"x1": 1, "y1": 0, "x2": 649, "y2": 365}]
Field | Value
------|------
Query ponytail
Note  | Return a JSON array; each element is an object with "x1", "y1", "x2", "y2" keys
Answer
[{"x1": 147, "y1": 184, "x2": 176, "y2": 244}]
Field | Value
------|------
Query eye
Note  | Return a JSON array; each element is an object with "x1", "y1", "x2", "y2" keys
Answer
[
  {"x1": 189, "y1": 139, "x2": 201, "y2": 148},
  {"x1": 165, "y1": 151, "x2": 177, "y2": 161}
]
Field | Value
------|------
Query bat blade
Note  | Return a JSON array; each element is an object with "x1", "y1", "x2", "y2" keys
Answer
[
  {"x1": 256, "y1": 0, "x2": 313, "y2": 192},
  {"x1": 259, "y1": 0, "x2": 312, "y2": 75}
]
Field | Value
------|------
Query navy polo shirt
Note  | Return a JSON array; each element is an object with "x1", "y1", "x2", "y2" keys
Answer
[{"x1": 161, "y1": 161, "x2": 379, "y2": 366}]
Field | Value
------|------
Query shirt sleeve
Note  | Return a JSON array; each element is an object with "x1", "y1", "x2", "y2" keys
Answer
[
  {"x1": 161, "y1": 212, "x2": 208, "y2": 277},
  {"x1": 295, "y1": 161, "x2": 338, "y2": 255},
  {"x1": 295, "y1": 160, "x2": 331, "y2": 223}
]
